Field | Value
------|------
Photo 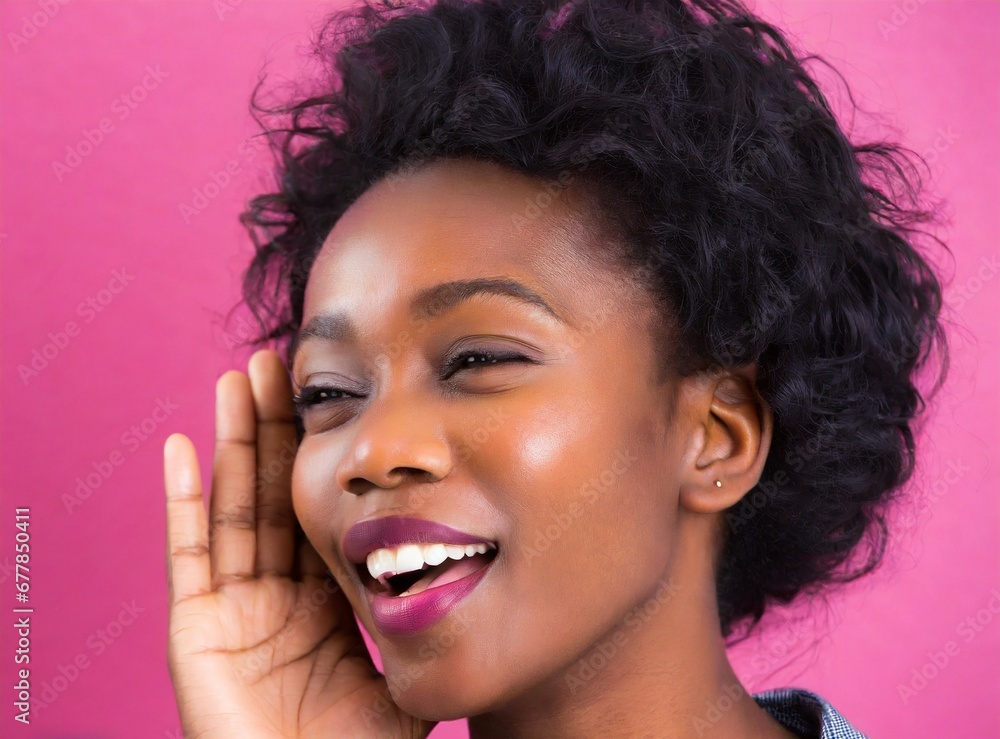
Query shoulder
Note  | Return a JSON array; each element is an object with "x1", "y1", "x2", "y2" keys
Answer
[{"x1": 751, "y1": 687, "x2": 871, "y2": 739}]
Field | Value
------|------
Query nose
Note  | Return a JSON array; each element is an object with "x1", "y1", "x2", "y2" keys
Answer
[{"x1": 333, "y1": 389, "x2": 453, "y2": 495}]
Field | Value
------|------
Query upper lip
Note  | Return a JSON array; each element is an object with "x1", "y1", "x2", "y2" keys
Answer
[{"x1": 342, "y1": 515, "x2": 497, "y2": 565}]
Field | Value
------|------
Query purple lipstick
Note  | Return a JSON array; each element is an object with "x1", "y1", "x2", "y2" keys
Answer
[{"x1": 343, "y1": 515, "x2": 499, "y2": 636}]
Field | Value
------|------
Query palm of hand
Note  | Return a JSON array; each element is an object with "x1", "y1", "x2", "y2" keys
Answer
[{"x1": 163, "y1": 350, "x2": 435, "y2": 739}]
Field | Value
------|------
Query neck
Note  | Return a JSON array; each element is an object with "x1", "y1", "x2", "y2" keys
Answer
[{"x1": 467, "y1": 508, "x2": 799, "y2": 739}]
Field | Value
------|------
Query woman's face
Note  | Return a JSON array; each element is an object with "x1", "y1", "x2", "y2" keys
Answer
[{"x1": 290, "y1": 157, "x2": 698, "y2": 720}]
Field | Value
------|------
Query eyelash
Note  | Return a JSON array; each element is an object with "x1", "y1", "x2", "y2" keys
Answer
[{"x1": 291, "y1": 348, "x2": 530, "y2": 413}]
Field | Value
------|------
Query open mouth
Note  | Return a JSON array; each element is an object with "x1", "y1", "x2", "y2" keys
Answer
[{"x1": 357, "y1": 545, "x2": 499, "y2": 598}]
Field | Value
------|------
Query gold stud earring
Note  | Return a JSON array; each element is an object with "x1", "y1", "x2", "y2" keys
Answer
[{"x1": 714, "y1": 480, "x2": 723, "y2": 487}]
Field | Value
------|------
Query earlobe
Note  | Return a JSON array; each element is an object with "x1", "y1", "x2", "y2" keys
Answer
[{"x1": 678, "y1": 367, "x2": 773, "y2": 515}]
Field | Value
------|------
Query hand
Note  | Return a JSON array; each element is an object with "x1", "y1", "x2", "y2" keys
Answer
[{"x1": 163, "y1": 349, "x2": 436, "y2": 739}]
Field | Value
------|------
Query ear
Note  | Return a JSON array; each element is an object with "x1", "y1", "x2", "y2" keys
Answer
[{"x1": 677, "y1": 364, "x2": 773, "y2": 514}]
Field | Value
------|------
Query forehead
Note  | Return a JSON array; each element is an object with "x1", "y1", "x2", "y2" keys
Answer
[{"x1": 301, "y1": 158, "x2": 628, "y2": 325}]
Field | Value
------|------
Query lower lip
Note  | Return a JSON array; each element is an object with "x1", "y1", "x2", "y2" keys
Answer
[{"x1": 365, "y1": 555, "x2": 496, "y2": 636}]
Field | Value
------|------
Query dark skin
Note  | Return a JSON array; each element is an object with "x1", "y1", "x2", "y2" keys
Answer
[{"x1": 164, "y1": 157, "x2": 801, "y2": 738}]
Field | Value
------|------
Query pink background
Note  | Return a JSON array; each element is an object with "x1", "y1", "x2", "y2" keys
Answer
[{"x1": 1, "y1": 0, "x2": 997, "y2": 736}]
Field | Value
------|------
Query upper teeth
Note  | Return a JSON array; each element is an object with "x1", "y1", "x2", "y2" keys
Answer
[{"x1": 366, "y1": 542, "x2": 495, "y2": 580}]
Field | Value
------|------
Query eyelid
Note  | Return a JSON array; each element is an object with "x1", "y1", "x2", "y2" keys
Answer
[
  {"x1": 293, "y1": 347, "x2": 536, "y2": 416},
  {"x1": 441, "y1": 347, "x2": 533, "y2": 379},
  {"x1": 291, "y1": 385, "x2": 357, "y2": 417}
]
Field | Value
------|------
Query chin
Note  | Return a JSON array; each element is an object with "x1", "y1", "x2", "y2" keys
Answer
[
  {"x1": 385, "y1": 668, "x2": 491, "y2": 723},
  {"x1": 379, "y1": 641, "x2": 517, "y2": 723}
]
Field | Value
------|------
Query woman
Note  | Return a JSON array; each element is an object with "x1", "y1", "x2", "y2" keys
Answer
[{"x1": 162, "y1": 0, "x2": 948, "y2": 736}]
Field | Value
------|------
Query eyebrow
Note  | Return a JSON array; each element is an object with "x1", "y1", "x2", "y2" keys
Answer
[{"x1": 292, "y1": 277, "x2": 568, "y2": 362}]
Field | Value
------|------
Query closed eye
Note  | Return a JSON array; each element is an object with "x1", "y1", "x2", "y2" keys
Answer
[
  {"x1": 441, "y1": 348, "x2": 531, "y2": 380},
  {"x1": 291, "y1": 348, "x2": 532, "y2": 415},
  {"x1": 291, "y1": 385, "x2": 353, "y2": 414}
]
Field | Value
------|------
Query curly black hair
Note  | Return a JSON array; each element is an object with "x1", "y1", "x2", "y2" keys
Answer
[{"x1": 233, "y1": 0, "x2": 950, "y2": 642}]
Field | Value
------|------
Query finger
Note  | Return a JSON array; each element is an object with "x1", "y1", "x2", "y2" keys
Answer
[
  {"x1": 248, "y1": 349, "x2": 299, "y2": 577},
  {"x1": 210, "y1": 370, "x2": 258, "y2": 587},
  {"x1": 164, "y1": 433, "x2": 211, "y2": 603}
]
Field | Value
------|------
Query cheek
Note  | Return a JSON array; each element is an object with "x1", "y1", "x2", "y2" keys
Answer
[
  {"x1": 290, "y1": 438, "x2": 342, "y2": 554},
  {"x1": 510, "y1": 419, "x2": 672, "y2": 583},
  {"x1": 483, "y1": 378, "x2": 673, "y2": 559},
  {"x1": 471, "y1": 380, "x2": 676, "y2": 663},
  {"x1": 290, "y1": 439, "x2": 374, "y2": 615}
]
